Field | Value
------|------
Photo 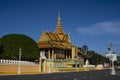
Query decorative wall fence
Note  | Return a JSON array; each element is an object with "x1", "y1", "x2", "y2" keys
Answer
[{"x1": 0, "y1": 59, "x2": 38, "y2": 65}]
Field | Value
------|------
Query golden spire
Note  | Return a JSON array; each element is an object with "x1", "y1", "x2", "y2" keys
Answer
[{"x1": 55, "y1": 12, "x2": 65, "y2": 35}]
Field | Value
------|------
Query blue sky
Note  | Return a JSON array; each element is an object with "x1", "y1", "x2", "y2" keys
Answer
[{"x1": 0, "y1": 0, "x2": 120, "y2": 54}]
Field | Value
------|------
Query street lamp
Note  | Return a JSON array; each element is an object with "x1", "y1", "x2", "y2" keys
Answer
[
  {"x1": 111, "y1": 59, "x2": 115, "y2": 75},
  {"x1": 108, "y1": 43, "x2": 116, "y2": 75},
  {"x1": 18, "y1": 48, "x2": 22, "y2": 75}
]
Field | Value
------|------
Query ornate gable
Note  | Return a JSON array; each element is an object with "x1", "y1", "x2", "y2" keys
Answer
[{"x1": 39, "y1": 32, "x2": 51, "y2": 41}]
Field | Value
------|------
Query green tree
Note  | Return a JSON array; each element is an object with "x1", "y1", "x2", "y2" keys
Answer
[
  {"x1": 80, "y1": 45, "x2": 109, "y2": 65},
  {"x1": 0, "y1": 34, "x2": 39, "y2": 61},
  {"x1": 0, "y1": 38, "x2": 4, "y2": 54},
  {"x1": 87, "y1": 50, "x2": 109, "y2": 65}
]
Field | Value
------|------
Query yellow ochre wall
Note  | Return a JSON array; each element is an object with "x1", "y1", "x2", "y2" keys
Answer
[{"x1": 0, "y1": 64, "x2": 39, "y2": 74}]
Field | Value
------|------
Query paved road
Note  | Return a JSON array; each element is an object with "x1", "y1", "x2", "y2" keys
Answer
[{"x1": 0, "y1": 69, "x2": 120, "y2": 80}]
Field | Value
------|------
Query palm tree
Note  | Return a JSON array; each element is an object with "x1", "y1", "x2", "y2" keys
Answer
[{"x1": 82, "y1": 45, "x2": 88, "y2": 54}]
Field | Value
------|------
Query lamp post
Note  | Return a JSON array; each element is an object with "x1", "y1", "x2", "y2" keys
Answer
[
  {"x1": 18, "y1": 48, "x2": 22, "y2": 75},
  {"x1": 111, "y1": 59, "x2": 115, "y2": 75},
  {"x1": 108, "y1": 43, "x2": 116, "y2": 75}
]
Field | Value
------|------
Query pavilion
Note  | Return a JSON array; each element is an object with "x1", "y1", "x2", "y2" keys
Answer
[{"x1": 38, "y1": 14, "x2": 85, "y2": 72}]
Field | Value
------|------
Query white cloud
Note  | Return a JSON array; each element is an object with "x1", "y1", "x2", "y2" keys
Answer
[{"x1": 77, "y1": 21, "x2": 120, "y2": 35}]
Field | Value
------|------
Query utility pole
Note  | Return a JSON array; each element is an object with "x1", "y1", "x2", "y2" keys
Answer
[{"x1": 18, "y1": 48, "x2": 22, "y2": 75}]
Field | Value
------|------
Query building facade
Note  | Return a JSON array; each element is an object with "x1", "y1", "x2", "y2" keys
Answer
[{"x1": 38, "y1": 15, "x2": 85, "y2": 72}]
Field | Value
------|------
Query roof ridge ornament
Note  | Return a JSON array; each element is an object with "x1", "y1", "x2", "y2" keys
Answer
[{"x1": 68, "y1": 32, "x2": 71, "y2": 43}]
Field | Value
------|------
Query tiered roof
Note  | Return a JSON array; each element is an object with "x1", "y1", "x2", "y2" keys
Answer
[{"x1": 38, "y1": 15, "x2": 74, "y2": 49}]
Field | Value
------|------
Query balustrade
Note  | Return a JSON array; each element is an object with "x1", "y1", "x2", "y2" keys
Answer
[{"x1": 0, "y1": 59, "x2": 37, "y2": 65}]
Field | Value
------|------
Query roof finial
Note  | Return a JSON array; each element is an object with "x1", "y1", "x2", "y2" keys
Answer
[
  {"x1": 58, "y1": 10, "x2": 60, "y2": 17},
  {"x1": 58, "y1": 10, "x2": 61, "y2": 21}
]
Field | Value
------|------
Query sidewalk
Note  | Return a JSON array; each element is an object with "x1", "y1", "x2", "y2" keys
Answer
[
  {"x1": 116, "y1": 69, "x2": 120, "y2": 76},
  {"x1": 0, "y1": 72, "x2": 46, "y2": 76}
]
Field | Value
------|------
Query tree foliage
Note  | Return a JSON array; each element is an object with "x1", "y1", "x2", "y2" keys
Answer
[
  {"x1": 0, "y1": 38, "x2": 4, "y2": 54},
  {"x1": 80, "y1": 45, "x2": 109, "y2": 65},
  {"x1": 87, "y1": 50, "x2": 109, "y2": 65},
  {"x1": 0, "y1": 34, "x2": 39, "y2": 61}
]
